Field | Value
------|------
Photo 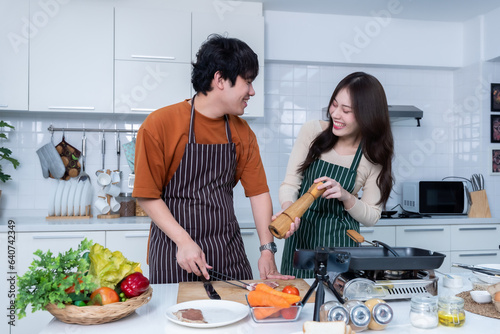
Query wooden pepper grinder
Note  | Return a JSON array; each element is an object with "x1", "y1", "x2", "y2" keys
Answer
[{"x1": 269, "y1": 182, "x2": 326, "y2": 239}]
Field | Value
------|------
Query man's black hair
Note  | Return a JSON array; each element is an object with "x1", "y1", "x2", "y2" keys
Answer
[{"x1": 191, "y1": 34, "x2": 259, "y2": 95}]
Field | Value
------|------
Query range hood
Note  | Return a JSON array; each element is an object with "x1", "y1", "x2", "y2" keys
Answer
[
  {"x1": 388, "y1": 105, "x2": 423, "y2": 127},
  {"x1": 322, "y1": 105, "x2": 423, "y2": 127}
]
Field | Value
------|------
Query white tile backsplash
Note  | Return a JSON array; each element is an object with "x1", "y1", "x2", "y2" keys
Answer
[{"x1": 3, "y1": 61, "x2": 500, "y2": 220}]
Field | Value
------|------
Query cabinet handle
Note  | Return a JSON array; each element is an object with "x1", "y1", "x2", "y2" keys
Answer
[
  {"x1": 32, "y1": 235, "x2": 86, "y2": 240},
  {"x1": 130, "y1": 108, "x2": 156, "y2": 112},
  {"x1": 131, "y1": 55, "x2": 176, "y2": 61},
  {"x1": 404, "y1": 228, "x2": 444, "y2": 232},
  {"x1": 240, "y1": 230, "x2": 255, "y2": 236},
  {"x1": 0, "y1": 104, "x2": 8, "y2": 108},
  {"x1": 458, "y1": 253, "x2": 497, "y2": 257},
  {"x1": 459, "y1": 227, "x2": 497, "y2": 231},
  {"x1": 360, "y1": 229, "x2": 375, "y2": 233},
  {"x1": 48, "y1": 106, "x2": 95, "y2": 110},
  {"x1": 124, "y1": 233, "x2": 149, "y2": 238}
]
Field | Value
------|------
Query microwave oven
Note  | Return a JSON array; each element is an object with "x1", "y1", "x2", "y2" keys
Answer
[{"x1": 402, "y1": 181, "x2": 470, "y2": 215}]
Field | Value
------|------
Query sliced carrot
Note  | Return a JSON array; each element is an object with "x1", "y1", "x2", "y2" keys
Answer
[
  {"x1": 253, "y1": 307, "x2": 281, "y2": 320},
  {"x1": 255, "y1": 283, "x2": 301, "y2": 304},
  {"x1": 247, "y1": 290, "x2": 290, "y2": 308}
]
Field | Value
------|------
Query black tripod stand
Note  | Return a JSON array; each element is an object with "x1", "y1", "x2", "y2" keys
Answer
[{"x1": 294, "y1": 247, "x2": 351, "y2": 321}]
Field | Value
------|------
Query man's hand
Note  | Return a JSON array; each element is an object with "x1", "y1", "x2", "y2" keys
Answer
[
  {"x1": 258, "y1": 251, "x2": 295, "y2": 280},
  {"x1": 176, "y1": 240, "x2": 212, "y2": 280}
]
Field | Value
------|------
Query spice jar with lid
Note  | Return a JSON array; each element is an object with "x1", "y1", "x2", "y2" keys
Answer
[
  {"x1": 409, "y1": 295, "x2": 438, "y2": 329},
  {"x1": 117, "y1": 193, "x2": 136, "y2": 217},
  {"x1": 344, "y1": 300, "x2": 371, "y2": 332},
  {"x1": 365, "y1": 298, "x2": 393, "y2": 330},
  {"x1": 319, "y1": 301, "x2": 349, "y2": 324},
  {"x1": 438, "y1": 296, "x2": 465, "y2": 327}
]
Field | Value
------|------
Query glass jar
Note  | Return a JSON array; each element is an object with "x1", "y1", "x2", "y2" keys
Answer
[
  {"x1": 438, "y1": 296, "x2": 465, "y2": 327},
  {"x1": 319, "y1": 301, "x2": 349, "y2": 324},
  {"x1": 344, "y1": 300, "x2": 371, "y2": 332},
  {"x1": 365, "y1": 298, "x2": 393, "y2": 330},
  {"x1": 409, "y1": 295, "x2": 438, "y2": 329},
  {"x1": 117, "y1": 193, "x2": 136, "y2": 217}
]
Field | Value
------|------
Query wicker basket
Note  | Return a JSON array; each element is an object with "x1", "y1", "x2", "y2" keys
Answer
[{"x1": 45, "y1": 286, "x2": 153, "y2": 325}]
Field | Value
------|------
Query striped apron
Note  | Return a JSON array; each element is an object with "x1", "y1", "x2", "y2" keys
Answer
[
  {"x1": 148, "y1": 96, "x2": 253, "y2": 283},
  {"x1": 280, "y1": 145, "x2": 363, "y2": 278}
]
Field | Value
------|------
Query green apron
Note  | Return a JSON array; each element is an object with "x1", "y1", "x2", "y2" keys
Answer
[{"x1": 280, "y1": 145, "x2": 363, "y2": 278}]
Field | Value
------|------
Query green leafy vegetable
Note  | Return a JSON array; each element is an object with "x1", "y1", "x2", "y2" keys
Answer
[
  {"x1": 88, "y1": 243, "x2": 140, "y2": 289},
  {"x1": 15, "y1": 238, "x2": 97, "y2": 319}
]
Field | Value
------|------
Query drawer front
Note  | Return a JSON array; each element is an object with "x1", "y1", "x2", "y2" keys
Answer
[
  {"x1": 395, "y1": 226, "x2": 450, "y2": 252},
  {"x1": 450, "y1": 225, "x2": 500, "y2": 251},
  {"x1": 449, "y1": 250, "x2": 500, "y2": 273},
  {"x1": 359, "y1": 226, "x2": 396, "y2": 246}
]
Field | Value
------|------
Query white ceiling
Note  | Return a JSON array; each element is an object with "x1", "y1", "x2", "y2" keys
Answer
[{"x1": 249, "y1": 0, "x2": 500, "y2": 22}]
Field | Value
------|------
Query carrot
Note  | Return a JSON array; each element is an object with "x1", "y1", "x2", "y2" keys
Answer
[
  {"x1": 255, "y1": 283, "x2": 301, "y2": 304},
  {"x1": 253, "y1": 307, "x2": 281, "y2": 320},
  {"x1": 247, "y1": 290, "x2": 291, "y2": 308}
]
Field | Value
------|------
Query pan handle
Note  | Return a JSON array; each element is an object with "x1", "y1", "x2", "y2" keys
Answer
[{"x1": 373, "y1": 240, "x2": 399, "y2": 257}]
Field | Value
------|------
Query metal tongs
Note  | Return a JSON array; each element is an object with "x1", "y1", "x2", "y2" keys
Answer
[
  {"x1": 347, "y1": 230, "x2": 400, "y2": 257},
  {"x1": 208, "y1": 269, "x2": 251, "y2": 290},
  {"x1": 452, "y1": 263, "x2": 500, "y2": 277}
]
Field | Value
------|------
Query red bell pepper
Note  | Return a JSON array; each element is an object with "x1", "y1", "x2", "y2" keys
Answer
[{"x1": 120, "y1": 272, "x2": 150, "y2": 298}]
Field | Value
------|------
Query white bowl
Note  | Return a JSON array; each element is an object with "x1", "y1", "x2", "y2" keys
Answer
[
  {"x1": 472, "y1": 264, "x2": 500, "y2": 284},
  {"x1": 443, "y1": 275, "x2": 463, "y2": 288},
  {"x1": 470, "y1": 290, "x2": 492, "y2": 304}
]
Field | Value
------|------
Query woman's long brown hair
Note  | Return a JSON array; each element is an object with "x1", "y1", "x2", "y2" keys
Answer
[{"x1": 298, "y1": 72, "x2": 394, "y2": 206}]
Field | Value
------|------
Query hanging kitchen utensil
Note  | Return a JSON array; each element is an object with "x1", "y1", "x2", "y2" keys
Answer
[
  {"x1": 116, "y1": 132, "x2": 121, "y2": 173},
  {"x1": 122, "y1": 131, "x2": 136, "y2": 172},
  {"x1": 78, "y1": 132, "x2": 90, "y2": 183},
  {"x1": 55, "y1": 133, "x2": 81, "y2": 180},
  {"x1": 101, "y1": 131, "x2": 106, "y2": 170}
]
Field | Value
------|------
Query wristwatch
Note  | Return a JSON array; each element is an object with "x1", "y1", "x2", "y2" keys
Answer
[{"x1": 259, "y1": 242, "x2": 277, "y2": 254}]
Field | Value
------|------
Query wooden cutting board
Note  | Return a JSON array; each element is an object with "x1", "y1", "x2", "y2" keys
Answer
[{"x1": 177, "y1": 279, "x2": 315, "y2": 305}]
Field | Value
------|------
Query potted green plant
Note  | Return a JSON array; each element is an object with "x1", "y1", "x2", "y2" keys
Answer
[{"x1": 0, "y1": 120, "x2": 20, "y2": 183}]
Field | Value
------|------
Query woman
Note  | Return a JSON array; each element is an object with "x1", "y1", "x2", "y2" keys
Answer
[{"x1": 279, "y1": 72, "x2": 394, "y2": 278}]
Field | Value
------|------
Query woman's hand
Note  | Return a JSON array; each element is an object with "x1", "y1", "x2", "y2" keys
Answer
[
  {"x1": 258, "y1": 251, "x2": 295, "y2": 280},
  {"x1": 315, "y1": 177, "x2": 356, "y2": 209},
  {"x1": 175, "y1": 240, "x2": 212, "y2": 280},
  {"x1": 272, "y1": 201, "x2": 301, "y2": 238}
]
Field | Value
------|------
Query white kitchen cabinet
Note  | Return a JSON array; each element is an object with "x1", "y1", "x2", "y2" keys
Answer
[
  {"x1": 0, "y1": 0, "x2": 29, "y2": 111},
  {"x1": 28, "y1": 0, "x2": 113, "y2": 113},
  {"x1": 114, "y1": 7, "x2": 191, "y2": 63},
  {"x1": 13, "y1": 231, "x2": 105, "y2": 334},
  {"x1": 105, "y1": 230, "x2": 150, "y2": 275},
  {"x1": 240, "y1": 228, "x2": 285, "y2": 279},
  {"x1": 114, "y1": 61, "x2": 192, "y2": 113},
  {"x1": 113, "y1": 6, "x2": 192, "y2": 113},
  {"x1": 192, "y1": 11, "x2": 265, "y2": 118},
  {"x1": 395, "y1": 225, "x2": 451, "y2": 252},
  {"x1": 359, "y1": 226, "x2": 396, "y2": 246},
  {"x1": 450, "y1": 225, "x2": 500, "y2": 251}
]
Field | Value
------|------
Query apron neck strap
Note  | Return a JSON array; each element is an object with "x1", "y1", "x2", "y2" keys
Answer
[
  {"x1": 189, "y1": 95, "x2": 233, "y2": 144},
  {"x1": 349, "y1": 144, "x2": 363, "y2": 172}
]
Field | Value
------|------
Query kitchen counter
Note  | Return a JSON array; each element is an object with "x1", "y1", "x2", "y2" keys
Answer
[
  {"x1": 38, "y1": 274, "x2": 499, "y2": 334},
  {"x1": 1, "y1": 216, "x2": 499, "y2": 232}
]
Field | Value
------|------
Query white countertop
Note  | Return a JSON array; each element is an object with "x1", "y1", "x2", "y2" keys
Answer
[
  {"x1": 39, "y1": 274, "x2": 499, "y2": 334},
  {"x1": 1, "y1": 216, "x2": 498, "y2": 233}
]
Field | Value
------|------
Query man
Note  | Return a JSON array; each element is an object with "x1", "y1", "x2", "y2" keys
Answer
[{"x1": 133, "y1": 35, "x2": 295, "y2": 283}]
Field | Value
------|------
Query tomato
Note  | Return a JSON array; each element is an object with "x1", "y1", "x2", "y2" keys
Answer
[
  {"x1": 63, "y1": 276, "x2": 84, "y2": 294},
  {"x1": 90, "y1": 287, "x2": 120, "y2": 305},
  {"x1": 282, "y1": 285, "x2": 300, "y2": 296},
  {"x1": 281, "y1": 285, "x2": 300, "y2": 319}
]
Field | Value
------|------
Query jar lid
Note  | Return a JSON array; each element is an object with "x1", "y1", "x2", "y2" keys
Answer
[
  {"x1": 372, "y1": 303, "x2": 393, "y2": 325},
  {"x1": 118, "y1": 192, "x2": 134, "y2": 197},
  {"x1": 349, "y1": 304, "x2": 371, "y2": 327},
  {"x1": 411, "y1": 295, "x2": 438, "y2": 309}
]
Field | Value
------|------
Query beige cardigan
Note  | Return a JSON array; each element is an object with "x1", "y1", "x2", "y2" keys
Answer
[{"x1": 279, "y1": 120, "x2": 383, "y2": 227}]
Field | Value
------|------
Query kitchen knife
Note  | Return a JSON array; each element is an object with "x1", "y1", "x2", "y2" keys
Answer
[{"x1": 201, "y1": 276, "x2": 221, "y2": 300}]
